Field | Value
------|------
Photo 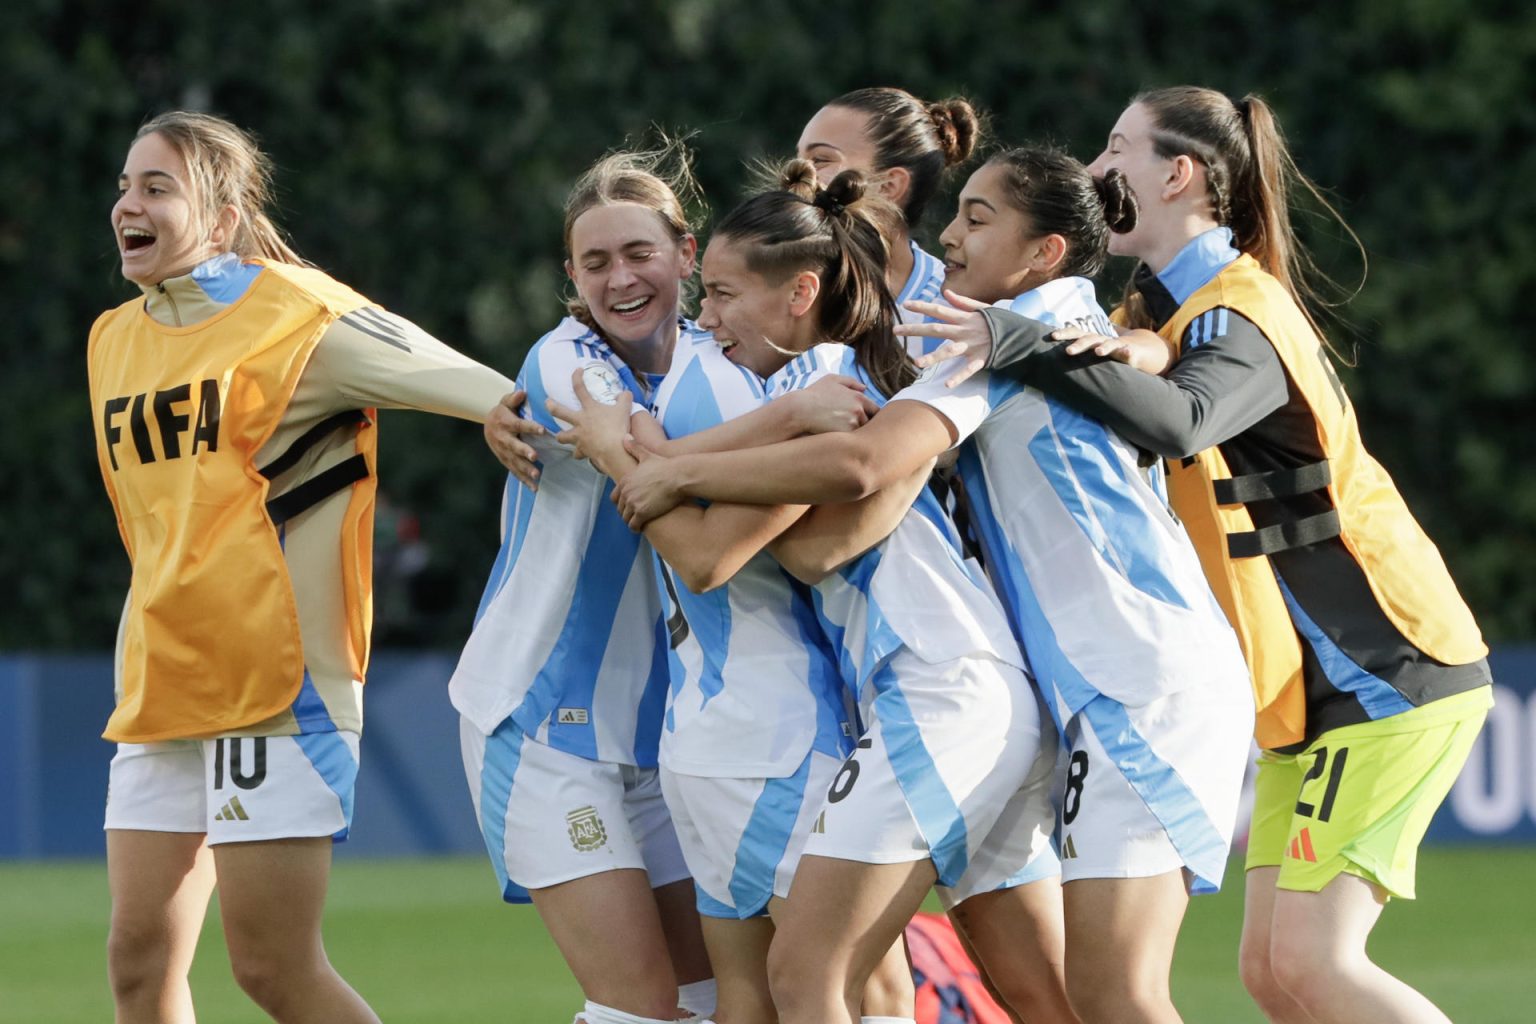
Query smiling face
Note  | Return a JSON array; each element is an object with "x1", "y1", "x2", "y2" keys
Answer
[
  {"x1": 565, "y1": 202, "x2": 696, "y2": 349},
  {"x1": 796, "y1": 105, "x2": 879, "y2": 188},
  {"x1": 112, "y1": 131, "x2": 225, "y2": 286},
  {"x1": 696, "y1": 237, "x2": 814, "y2": 378},
  {"x1": 938, "y1": 162, "x2": 1054, "y2": 304},
  {"x1": 1086, "y1": 103, "x2": 1171, "y2": 260}
]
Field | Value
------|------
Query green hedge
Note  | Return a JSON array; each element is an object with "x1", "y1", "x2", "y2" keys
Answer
[{"x1": 6, "y1": 0, "x2": 1531, "y2": 647}]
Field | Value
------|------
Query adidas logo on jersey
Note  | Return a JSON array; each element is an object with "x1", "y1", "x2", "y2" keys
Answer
[
  {"x1": 214, "y1": 796, "x2": 250, "y2": 822},
  {"x1": 1061, "y1": 834, "x2": 1079, "y2": 860},
  {"x1": 1287, "y1": 827, "x2": 1318, "y2": 863},
  {"x1": 556, "y1": 707, "x2": 589, "y2": 725}
]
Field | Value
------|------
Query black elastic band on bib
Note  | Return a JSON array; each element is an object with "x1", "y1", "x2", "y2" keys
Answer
[
  {"x1": 1226, "y1": 509, "x2": 1341, "y2": 559},
  {"x1": 1212, "y1": 460, "x2": 1332, "y2": 505},
  {"x1": 258, "y1": 410, "x2": 371, "y2": 480},
  {"x1": 266, "y1": 454, "x2": 370, "y2": 526}
]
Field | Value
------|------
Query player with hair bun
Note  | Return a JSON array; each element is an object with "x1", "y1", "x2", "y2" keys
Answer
[
  {"x1": 618, "y1": 146, "x2": 1255, "y2": 1024},
  {"x1": 566, "y1": 160, "x2": 1073, "y2": 1024},
  {"x1": 91, "y1": 110, "x2": 519, "y2": 1024},
  {"x1": 907, "y1": 87, "x2": 1493, "y2": 1024},
  {"x1": 797, "y1": 87, "x2": 981, "y2": 331}
]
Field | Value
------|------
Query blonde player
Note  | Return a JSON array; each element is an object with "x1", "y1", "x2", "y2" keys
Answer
[
  {"x1": 90, "y1": 111, "x2": 518, "y2": 1024},
  {"x1": 570, "y1": 162, "x2": 1074, "y2": 1024}
]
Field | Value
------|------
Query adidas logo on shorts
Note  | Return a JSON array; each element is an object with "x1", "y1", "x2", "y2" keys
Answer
[
  {"x1": 214, "y1": 796, "x2": 250, "y2": 822},
  {"x1": 1061, "y1": 834, "x2": 1079, "y2": 859},
  {"x1": 1287, "y1": 827, "x2": 1318, "y2": 863}
]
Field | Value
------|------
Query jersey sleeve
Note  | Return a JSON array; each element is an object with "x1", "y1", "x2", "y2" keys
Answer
[
  {"x1": 983, "y1": 305, "x2": 1290, "y2": 459},
  {"x1": 312, "y1": 307, "x2": 516, "y2": 422},
  {"x1": 890, "y1": 357, "x2": 993, "y2": 446}
]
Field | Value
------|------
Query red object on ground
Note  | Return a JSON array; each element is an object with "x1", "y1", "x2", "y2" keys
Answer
[{"x1": 905, "y1": 912, "x2": 1012, "y2": 1024}]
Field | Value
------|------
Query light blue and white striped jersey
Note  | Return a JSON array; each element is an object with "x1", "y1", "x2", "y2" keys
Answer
[
  {"x1": 450, "y1": 317, "x2": 669, "y2": 767},
  {"x1": 892, "y1": 278, "x2": 1248, "y2": 722},
  {"x1": 649, "y1": 327, "x2": 850, "y2": 778},
  {"x1": 765, "y1": 346, "x2": 1024, "y2": 708},
  {"x1": 897, "y1": 242, "x2": 949, "y2": 357}
]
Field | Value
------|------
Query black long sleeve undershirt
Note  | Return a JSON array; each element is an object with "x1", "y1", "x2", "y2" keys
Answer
[{"x1": 981, "y1": 306, "x2": 1291, "y2": 459}]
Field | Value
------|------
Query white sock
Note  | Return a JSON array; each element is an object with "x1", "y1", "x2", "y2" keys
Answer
[
  {"x1": 861, "y1": 1017, "x2": 917, "y2": 1024},
  {"x1": 576, "y1": 1001, "x2": 689, "y2": 1024},
  {"x1": 677, "y1": 978, "x2": 718, "y2": 1018}
]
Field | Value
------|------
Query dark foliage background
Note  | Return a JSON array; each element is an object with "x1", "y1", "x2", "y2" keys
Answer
[{"x1": 4, "y1": 0, "x2": 1531, "y2": 648}]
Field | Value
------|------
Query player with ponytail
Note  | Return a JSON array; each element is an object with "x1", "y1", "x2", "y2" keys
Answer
[
  {"x1": 615, "y1": 145, "x2": 1254, "y2": 1024},
  {"x1": 91, "y1": 110, "x2": 518, "y2": 1024},
  {"x1": 562, "y1": 159, "x2": 1071, "y2": 1024},
  {"x1": 797, "y1": 87, "x2": 982, "y2": 330},
  {"x1": 905, "y1": 88, "x2": 1492, "y2": 1024}
]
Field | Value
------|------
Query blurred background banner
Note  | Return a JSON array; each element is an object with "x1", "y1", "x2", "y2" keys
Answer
[{"x1": 2, "y1": 646, "x2": 1532, "y2": 858}]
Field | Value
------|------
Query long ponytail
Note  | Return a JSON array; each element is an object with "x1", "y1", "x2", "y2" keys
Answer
[{"x1": 1120, "y1": 87, "x2": 1364, "y2": 356}]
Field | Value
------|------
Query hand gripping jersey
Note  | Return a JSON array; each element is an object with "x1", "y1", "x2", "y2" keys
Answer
[
  {"x1": 893, "y1": 278, "x2": 1247, "y2": 726},
  {"x1": 89, "y1": 261, "x2": 375, "y2": 743},
  {"x1": 450, "y1": 317, "x2": 670, "y2": 766},
  {"x1": 1156, "y1": 254, "x2": 1487, "y2": 749},
  {"x1": 766, "y1": 346, "x2": 1024, "y2": 705},
  {"x1": 650, "y1": 327, "x2": 851, "y2": 778}
]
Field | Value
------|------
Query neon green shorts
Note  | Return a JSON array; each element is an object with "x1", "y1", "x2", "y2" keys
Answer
[{"x1": 1245, "y1": 686, "x2": 1491, "y2": 899}]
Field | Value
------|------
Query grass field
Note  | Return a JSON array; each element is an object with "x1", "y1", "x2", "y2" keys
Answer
[{"x1": 2, "y1": 848, "x2": 1532, "y2": 1023}]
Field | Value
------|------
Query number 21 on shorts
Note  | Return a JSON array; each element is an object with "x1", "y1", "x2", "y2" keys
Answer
[{"x1": 1295, "y1": 745, "x2": 1349, "y2": 822}]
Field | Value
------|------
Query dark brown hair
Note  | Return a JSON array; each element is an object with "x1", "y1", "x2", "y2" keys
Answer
[
  {"x1": 986, "y1": 146, "x2": 1137, "y2": 280},
  {"x1": 714, "y1": 159, "x2": 913, "y2": 398},
  {"x1": 1118, "y1": 86, "x2": 1363, "y2": 348},
  {"x1": 825, "y1": 87, "x2": 982, "y2": 228}
]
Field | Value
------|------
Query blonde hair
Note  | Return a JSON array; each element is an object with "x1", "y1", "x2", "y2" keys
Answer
[
  {"x1": 135, "y1": 111, "x2": 307, "y2": 265},
  {"x1": 562, "y1": 135, "x2": 704, "y2": 332}
]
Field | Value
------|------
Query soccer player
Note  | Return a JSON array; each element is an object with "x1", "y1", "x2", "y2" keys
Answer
[
  {"x1": 907, "y1": 88, "x2": 1493, "y2": 1024},
  {"x1": 567, "y1": 162, "x2": 1072, "y2": 1024},
  {"x1": 796, "y1": 88, "x2": 980, "y2": 330},
  {"x1": 612, "y1": 147, "x2": 1255, "y2": 1024},
  {"x1": 448, "y1": 142, "x2": 721, "y2": 1024},
  {"x1": 90, "y1": 111, "x2": 518, "y2": 1024},
  {"x1": 550, "y1": 314, "x2": 919, "y2": 1024}
]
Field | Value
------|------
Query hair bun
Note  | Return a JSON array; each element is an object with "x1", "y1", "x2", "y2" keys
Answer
[
  {"x1": 1095, "y1": 169, "x2": 1139, "y2": 234},
  {"x1": 821, "y1": 168, "x2": 868, "y2": 213},
  {"x1": 928, "y1": 98, "x2": 980, "y2": 166},
  {"x1": 779, "y1": 158, "x2": 821, "y2": 201}
]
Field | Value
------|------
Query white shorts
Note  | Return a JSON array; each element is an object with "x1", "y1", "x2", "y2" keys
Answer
[
  {"x1": 660, "y1": 748, "x2": 842, "y2": 919},
  {"x1": 104, "y1": 731, "x2": 360, "y2": 845},
  {"x1": 803, "y1": 651, "x2": 1059, "y2": 897},
  {"x1": 462, "y1": 715, "x2": 690, "y2": 903},
  {"x1": 1054, "y1": 680, "x2": 1253, "y2": 893}
]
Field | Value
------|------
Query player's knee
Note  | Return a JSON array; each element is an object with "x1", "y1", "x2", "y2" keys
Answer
[
  {"x1": 1238, "y1": 934, "x2": 1285, "y2": 1006},
  {"x1": 766, "y1": 939, "x2": 831, "y2": 1015},
  {"x1": 859, "y1": 952, "x2": 914, "y2": 1017},
  {"x1": 1065, "y1": 960, "x2": 1165, "y2": 1024},
  {"x1": 227, "y1": 944, "x2": 307, "y2": 1015},
  {"x1": 106, "y1": 919, "x2": 173, "y2": 1000},
  {"x1": 986, "y1": 964, "x2": 1057, "y2": 1021},
  {"x1": 1266, "y1": 928, "x2": 1341, "y2": 1002}
]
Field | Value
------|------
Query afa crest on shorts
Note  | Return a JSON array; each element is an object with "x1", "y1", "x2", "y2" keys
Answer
[{"x1": 566, "y1": 805, "x2": 608, "y2": 852}]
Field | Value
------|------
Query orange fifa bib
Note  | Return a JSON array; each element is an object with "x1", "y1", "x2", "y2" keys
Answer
[
  {"x1": 88, "y1": 262, "x2": 374, "y2": 742},
  {"x1": 1157, "y1": 255, "x2": 1485, "y2": 748}
]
